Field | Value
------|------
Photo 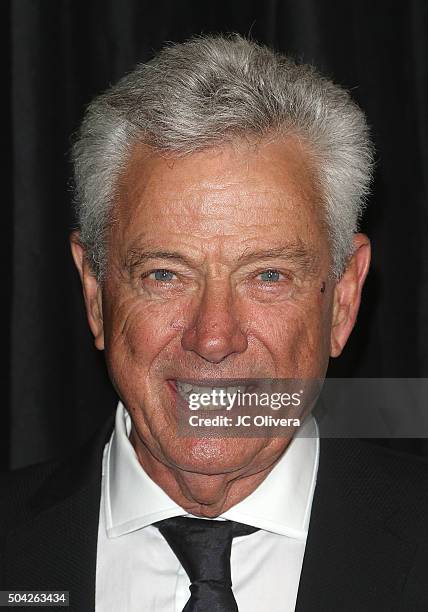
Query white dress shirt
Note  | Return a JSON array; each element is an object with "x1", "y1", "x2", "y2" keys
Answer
[{"x1": 95, "y1": 401, "x2": 319, "y2": 612}]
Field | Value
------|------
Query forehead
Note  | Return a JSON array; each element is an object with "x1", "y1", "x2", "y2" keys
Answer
[{"x1": 113, "y1": 136, "x2": 328, "y2": 262}]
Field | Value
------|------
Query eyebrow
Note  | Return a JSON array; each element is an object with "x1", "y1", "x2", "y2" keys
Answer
[
  {"x1": 125, "y1": 248, "x2": 194, "y2": 270},
  {"x1": 124, "y1": 242, "x2": 319, "y2": 274},
  {"x1": 237, "y1": 244, "x2": 319, "y2": 272}
]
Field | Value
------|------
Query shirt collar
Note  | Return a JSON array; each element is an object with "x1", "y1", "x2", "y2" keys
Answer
[{"x1": 104, "y1": 401, "x2": 319, "y2": 540}]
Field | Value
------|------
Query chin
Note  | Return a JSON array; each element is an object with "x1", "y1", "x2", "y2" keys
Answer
[{"x1": 164, "y1": 436, "x2": 262, "y2": 475}]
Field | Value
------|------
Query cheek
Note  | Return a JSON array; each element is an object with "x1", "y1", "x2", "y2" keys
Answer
[
  {"x1": 103, "y1": 295, "x2": 185, "y2": 377},
  {"x1": 246, "y1": 297, "x2": 331, "y2": 377}
]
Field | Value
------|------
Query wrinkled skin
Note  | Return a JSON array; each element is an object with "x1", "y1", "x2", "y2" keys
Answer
[{"x1": 71, "y1": 137, "x2": 370, "y2": 517}]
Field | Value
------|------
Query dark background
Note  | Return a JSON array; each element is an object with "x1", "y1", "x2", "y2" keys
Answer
[{"x1": 3, "y1": 0, "x2": 427, "y2": 470}]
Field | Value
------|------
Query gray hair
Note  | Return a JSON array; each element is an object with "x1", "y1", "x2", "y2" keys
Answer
[{"x1": 71, "y1": 34, "x2": 374, "y2": 280}]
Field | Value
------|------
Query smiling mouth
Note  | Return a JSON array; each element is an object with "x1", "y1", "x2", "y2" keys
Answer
[{"x1": 168, "y1": 379, "x2": 251, "y2": 410}]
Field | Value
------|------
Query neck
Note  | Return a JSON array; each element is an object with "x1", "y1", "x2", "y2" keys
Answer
[{"x1": 129, "y1": 429, "x2": 289, "y2": 517}]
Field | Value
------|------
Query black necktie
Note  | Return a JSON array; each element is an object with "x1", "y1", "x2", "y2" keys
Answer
[{"x1": 154, "y1": 516, "x2": 260, "y2": 612}]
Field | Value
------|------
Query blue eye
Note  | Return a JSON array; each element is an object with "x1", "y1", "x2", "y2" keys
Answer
[
  {"x1": 259, "y1": 269, "x2": 281, "y2": 282},
  {"x1": 152, "y1": 269, "x2": 175, "y2": 281}
]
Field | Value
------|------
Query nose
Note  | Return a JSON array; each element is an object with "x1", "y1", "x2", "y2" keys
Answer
[{"x1": 181, "y1": 279, "x2": 248, "y2": 364}]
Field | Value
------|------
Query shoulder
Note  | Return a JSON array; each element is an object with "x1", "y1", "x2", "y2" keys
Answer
[
  {"x1": 0, "y1": 413, "x2": 115, "y2": 538},
  {"x1": 320, "y1": 438, "x2": 428, "y2": 539},
  {"x1": 0, "y1": 459, "x2": 62, "y2": 534},
  {"x1": 321, "y1": 436, "x2": 428, "y2": 480}
]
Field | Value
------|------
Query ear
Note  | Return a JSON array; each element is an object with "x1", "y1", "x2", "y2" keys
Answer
[
  {"x1": 69, "y1": 230, "x2": 105, "y2": 350},
  {"x1": 330, "y1": 233, "x2": 371, "y2": 357}
]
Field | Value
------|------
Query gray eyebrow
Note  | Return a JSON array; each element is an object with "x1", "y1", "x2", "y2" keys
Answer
[
  {"x1": 237, "y1": 244, "x2": 319, "y2": 272},
  {"x1": 125, "y1": 248, "x2": 195, "y2": 270},
  {"x1": 124, "y1": 243, "x2": 320, "y2": 274}
]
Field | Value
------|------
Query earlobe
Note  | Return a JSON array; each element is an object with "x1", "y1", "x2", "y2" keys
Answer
[
  {"x1": 330, "y1": 234, "x2": 371, "y2": 357},
  {"x1": 69, "y1": 231, "x2": 105, "y2": 351}
]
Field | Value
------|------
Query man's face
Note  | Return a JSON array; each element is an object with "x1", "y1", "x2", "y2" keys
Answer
[{"x1": 92, "y1": 137, "x2": 336, "y2": 476}]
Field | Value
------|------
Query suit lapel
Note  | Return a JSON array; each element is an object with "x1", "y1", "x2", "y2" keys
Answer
[
  {"x1": 2, "y1": 415, "x2": 115, "y2": 612},
  {"x1": 295, "y1": 438, "x2": 417, "y2": 611}
]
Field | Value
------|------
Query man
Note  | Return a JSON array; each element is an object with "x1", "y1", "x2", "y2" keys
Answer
[{"x1": 1, "y1": 34, "x2": 428, "y2": 612}]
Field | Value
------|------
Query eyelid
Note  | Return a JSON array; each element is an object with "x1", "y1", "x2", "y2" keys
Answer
[
  {"x1": 253, "y1": 268, "x2": 291, "y2": 280},
  {"x1": 141, "y1": 268, "x2": 177, "y2": 280},
  {"x1": 140, "y1": 267, "x2": 293, "y2": 283}
]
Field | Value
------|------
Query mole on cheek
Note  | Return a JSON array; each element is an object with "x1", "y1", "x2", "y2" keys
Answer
[{"x1": 320, "y1": 281, "x2": 326, "y2": 294}]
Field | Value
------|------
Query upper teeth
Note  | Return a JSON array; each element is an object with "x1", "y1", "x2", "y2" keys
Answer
[{"x1": 176, "y1": 381, "x2": 246, "y2": 408}]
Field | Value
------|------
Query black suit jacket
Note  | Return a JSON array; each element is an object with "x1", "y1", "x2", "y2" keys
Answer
[{"x1": 1, "y1": 415, "x2": 428, "y2": 612}]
